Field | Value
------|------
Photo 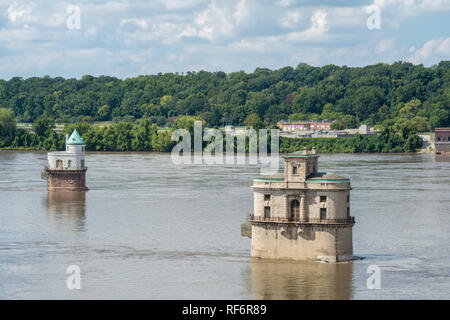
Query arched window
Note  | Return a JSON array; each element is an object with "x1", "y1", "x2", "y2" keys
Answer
[
  {"x1": 290, "y1": 200, "x2": 299, "y2": 220},
  {"x1": 68, "y1": 160, "x2": 72, "y2": 168},
  {"x1": 56, "y1": 160, "x2": 62, "y2": 169}
]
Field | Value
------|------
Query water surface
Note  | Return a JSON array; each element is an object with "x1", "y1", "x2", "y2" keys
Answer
[{"x1": 1, "y1": 152, "x2": 449, "y2": 299}]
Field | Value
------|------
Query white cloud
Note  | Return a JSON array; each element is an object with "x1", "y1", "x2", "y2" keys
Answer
[
  {"x1": 409, "y1": 37, "x2": 450, "y2": 64},
  {"x1": 326, "y1": 7, "x2": 365, "y2": 27},
  {"x1": 0, "y1": 0, "x2": 448, "y2": 79},
  {"x1": 163, "y1": 0, "x2": 204, "y2": 10},
  {"x1": 369, "y1": 0, "x2": 450, "y2": 28},
  {"x1": 281, "y1": 11, "x2": 301, "y2": 29},
  {"x1": 275, "y1": 0, "x2": 295, "y2": 7},
  {"x1": 180, "y1": 1, "x2": 236, "y2": 41},
  {"x1": 373, "y1": 0, "x2": 450, "y2": 15},
  {"x1": 7, "y1": 0, "x2": 35, "y2": 22},
  {"x1": 376, "y1": 38, "x2": 395, "y2": 54},
  {"x1": 285, "y1": 10, "x2": 329, "y2": 42},
  {"x1": 234, "y1": 0, "x2": 249, "y2": 25},
  {"x1": 311, "y1": 10, "x2": 327, "y2": 29},
  {"x1": 120, "y1": 18, "x2": 149, "y2": 30}
]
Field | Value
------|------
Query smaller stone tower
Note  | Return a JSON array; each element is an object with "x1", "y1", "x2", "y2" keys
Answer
[{"x1": 44, "y1": 130, "x2": 88, "y2": 191}]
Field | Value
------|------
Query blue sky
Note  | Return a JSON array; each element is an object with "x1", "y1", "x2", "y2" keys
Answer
[{"x1": 0, "y1": 0, "x2": 449, "y2": 79}]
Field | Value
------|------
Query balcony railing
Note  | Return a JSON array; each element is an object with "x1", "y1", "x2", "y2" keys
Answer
[
  {"x1": 44, "y1": 166, "x2": 88, "y2": 172},
  {"x1": 248, "y1": 214, "x2": 355, "y2": 225}
]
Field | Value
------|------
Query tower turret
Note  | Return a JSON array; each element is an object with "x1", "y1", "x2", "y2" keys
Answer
[
  {"x1": 65, "y1": 130, "x2": 86, "y2": 170},
  {"x1": 283, "y1": 147, "x2": 319, "y2": 183}
]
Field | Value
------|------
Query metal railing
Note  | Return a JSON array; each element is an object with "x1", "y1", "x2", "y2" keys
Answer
[
  {"x1": 44, "y1": 166, "x2": 88, "y2": 172},
  {"x1": 248, "y1": 214, "x2": 355, "y2": 224}
]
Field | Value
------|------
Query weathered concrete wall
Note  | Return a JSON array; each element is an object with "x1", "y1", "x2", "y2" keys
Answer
[
  {"x1": 48, "y1": 152, "x2": 85, "y2": 170},
  {"x1": 307, "y1": 190, "x2": 350, "y2": 220},
  {"x1": 251, "y1": 223, "x2": 353, "y2": 262},
  {"x1": 435, "y1": 142, "x2": 450, "y2": 155},
  {"x1": 254, "y1": 189, "x2": 350, "y2": 221},
  {"x1": 241, "y1": 222, "x2": 252, "y2": 237}
]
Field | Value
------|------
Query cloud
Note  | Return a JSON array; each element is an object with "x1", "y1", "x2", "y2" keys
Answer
[
  {"x1": 281, "y1": 11, "x2": 301, "y2": 29},
  {"x1": 285, "y1": 10, "x2": 330, "y2": 42},
  {"x1": 179, "y1": 1, "x2": 236, "y2": 42},
  {"x1": 274, "y1": 0, "x2": 294, "y2": 7},
  {"x1": 376, "y1": 38, "x2": 395, "y2": 54},
  {"x1": 0, "y1": 0, "x2": 449, "y2": 79},
  {"x1": 373, "y1": 0, "x2": 450, "y2": 15},
  {"x1": 369, "y1": 0, "x2": 450, "y2": 28},
  {"x1": 7, "y1": 0, "x2": 35, "y2": 22},
  {"x1": 234, "y1": 0, "x2": 249, "y2": 25},
  {"x1": 409, "y1": 37, "x2": 450, "y2": 65},
  {"x1": 163, "y1": 0, "x2": 205, "y2": 10}
]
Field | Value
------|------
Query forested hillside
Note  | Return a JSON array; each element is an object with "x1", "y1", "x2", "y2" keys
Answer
[{"x1": 1, "y1": 61, "x2": 449, "y2": 130}]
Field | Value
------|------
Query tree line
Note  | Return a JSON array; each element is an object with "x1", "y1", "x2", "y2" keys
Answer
[
  {"x1": 1, "y1": 61, "x2": 447, "y2": 153},
  {"x1": 0, "y1": 61, "x2": 448, "y2": 132},
  {"x1": 0, "y1": 112, "x2": 422, "y2": 153}
]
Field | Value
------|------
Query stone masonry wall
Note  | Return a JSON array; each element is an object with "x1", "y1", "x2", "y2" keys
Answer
[{"x1": 48, "y1": 171, "x2": 88, "y2": 191}]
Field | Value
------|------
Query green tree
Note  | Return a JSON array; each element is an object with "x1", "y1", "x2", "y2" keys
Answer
[
  {"x1": 173, "y1": 115, "x2": 205, "y2": 135},
  {"x1": 0, "y1": 108, "x2": 16, "y2": 147},
  {"x1": 243, "y1": 113, "x2": 264, "y2": 129},
  {"x1": 97, "y1": 104, "x2": 111, "y2": 120},
  {"x1": 33, "y1": 114, "x2": 54, "y2": 137},
  {"x1": 0, "y1": 108, "x2": 16, "y2": 136}
]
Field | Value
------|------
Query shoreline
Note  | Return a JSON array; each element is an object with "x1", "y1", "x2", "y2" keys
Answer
[{"x1": 0, "y1": 148, "x2": 434, "y2": 155}]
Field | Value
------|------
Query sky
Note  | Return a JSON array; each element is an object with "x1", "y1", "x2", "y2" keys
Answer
[{"x1": 0, "y1": 0, "x2": 449, "y2": 79}]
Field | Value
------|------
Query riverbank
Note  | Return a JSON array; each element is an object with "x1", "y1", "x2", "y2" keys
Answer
[
  {"x1": 1, "y1": 117, "x2": 423, "y2": 154},
  {"x1": 1, "y1": 134, "x2": 426, "y2": 154}
]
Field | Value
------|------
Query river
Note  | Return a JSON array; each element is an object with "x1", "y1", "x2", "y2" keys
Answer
[{"x1": 0, "y1": 152, "x2": 449, "y2": 299}]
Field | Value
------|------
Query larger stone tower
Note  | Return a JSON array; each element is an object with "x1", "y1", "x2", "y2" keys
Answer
[
  {"x1": 44, "y1": 130, "x2": 88, "y2": 191},
  {"x1": 249, "y1": 148, "x2": 354, "y2": 262}
]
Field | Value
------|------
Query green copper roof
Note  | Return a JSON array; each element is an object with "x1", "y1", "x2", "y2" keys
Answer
[
  {"x1": 66, "y1": 130, "x2": 85, "y2": 145},
  {"x1": 282, "y1": 151, "x2": 319, "y2": 158},
  {"x1": 254, "y1": 173, "x2": 284, "y2": 182},
  {"x1": 307, "y1": 172, "x2": 349, "y2": 183}
]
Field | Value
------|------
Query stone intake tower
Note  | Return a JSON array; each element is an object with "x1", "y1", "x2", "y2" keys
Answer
[
  {"x1": 249, "y1": 148, "x2": 354, "y2": 262},
  {"x1": 44, "y1": 130, "x2": 88, "y2": 191}
]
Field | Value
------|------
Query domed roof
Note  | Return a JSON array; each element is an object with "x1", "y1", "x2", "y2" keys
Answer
[{"x1": 66, "y1": 130, "x2": 85, "y2": 145}]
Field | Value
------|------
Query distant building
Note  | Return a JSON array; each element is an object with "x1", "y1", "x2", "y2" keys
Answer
[
  {"x1": 43, "y1": 130, "x2": 88, "y2": 191},
  {"x1": 223, "y1": 125, "x2": 246, "y2": 135},
  {"x1": 435, "y1": 128, "x2": 450, "y2": 155},
  {"x1": 246, "y1": 148, "x2": 355, "y2": 262},
  {"x1": 277, "y1": 120, "x2": 334, "y2": 132},
  {"x1": 359, "y1": 124, "x2": 369, "y2": 134}
]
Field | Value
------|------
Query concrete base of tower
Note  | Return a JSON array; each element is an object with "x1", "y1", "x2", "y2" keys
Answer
[
  {"x1": 46, "y1": 169, "x2": 88, "y2": 192},
  {"x1": 317, "y1": 255, "x2": 355, "y2": 263},
  {"x1": 250, "y1": 223, "x2": 353, "y2": 262}
]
